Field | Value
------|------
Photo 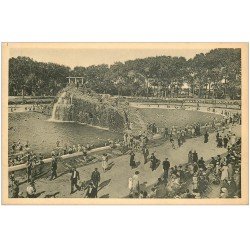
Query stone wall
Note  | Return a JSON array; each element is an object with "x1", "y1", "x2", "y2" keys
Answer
[{"x1": 54, "y1": 87, "x2": 125, "y2": 132}]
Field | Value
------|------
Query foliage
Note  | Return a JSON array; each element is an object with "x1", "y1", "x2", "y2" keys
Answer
[
  {"x1": 9, "y1": 48, "x2": 241, "y2": 100},
  {"x1": 9, "y1": 57, "x2": 70, "y2": 96}
]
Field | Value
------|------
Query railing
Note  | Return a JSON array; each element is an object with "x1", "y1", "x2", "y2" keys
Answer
[{"x1": 8, "y1": 145, "x2": 113, "y2": 172}]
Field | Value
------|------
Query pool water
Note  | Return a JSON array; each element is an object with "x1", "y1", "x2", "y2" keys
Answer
[{"x1": 8, "y1": 112, "x2": 122, "y2": 157}]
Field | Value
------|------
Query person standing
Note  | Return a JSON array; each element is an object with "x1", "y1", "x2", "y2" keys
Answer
[
  {"x1": 178, "y1": 137, "x2": 182, "y2": 147},
  {"x1": 162, "y1": 158, "x2": 170, "y2": 184},
  {"x1": 9, "y1": 171, "x2": 15, "y2": 187},
  {"x1": 191, "y1": 126, "x2": 195, "y2": 137},
  {"x1": 38, "y1": 153, "x2": 44, "y2": 174},
  {"x1": 85, "y1": 182, "x2": 96, "y2": 198},
  {"x1": 132, "y1": 171, "x2": 140, "y2": 195},
  {"x1": 204, "y1": 131, "x2": 209, "y2": 143},
  {"x1": 164, "y1": 127, "x2": 169, "y2": 139},
  {"x1": 142, "y1": 146, "x2": 149, "y2": 164},
  {"x1": 188, "y1": 150, "x2": 193, "y2": 164},
  {"x1": 220, "y1": 163, "x2": 229, "y2": 183},
  {"x1": 128, "y1": 177, "x2": 133, "y2": 195},
  {"x1": 27, "y1": 160, "x2": 33, "y2": 183},
  {"x1": 101, "y1": 153, "x2": 108, "y2": 172},
  {"x1": 227, "y1": 163, "x2": 234, "y2": 180},
  {"x1": 217, "y1": 135, "x2": 223, "y2": 148},
  {"x1": 193, "y1": 150, "x2": 198, "y2": 163},
  {"x1": 91, "y1": 168, "x2": 100, "y2": 191},
  {"x1": 223, "y1": 136, "x2": 229, "y2": 148},
  {"x1": 198, "y1": 157, "x2": 205, "y2": 170},
  {"x1": 170, "y1": 135, "x2": 175, "y2": 149},
  {"x1": 210, "y1": 157, "x2": 217, "y2": 169},
  {"x1": 123, "y1": 133, "x2": 128, "y2": 146},
  {"x1": 230, "y1": 134, "x2": 236, "y2": 145},
  {"x1": 150, "y1": 153, "x2": 157, "y2": 171},
  {"x1": 70, "y1": 167, "x2": 80, "y2": 194},
  {"x1": 50, "y1": 155, "x2": 58, "y2": 180},
  {"x1": 129, "y1": 151, "x2": 136, "y2": 169},
  {"x1": 216, "y1": 131, "x2": 220, "y2": 142}
]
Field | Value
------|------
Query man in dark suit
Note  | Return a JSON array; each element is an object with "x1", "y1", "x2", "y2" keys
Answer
[
  {"x1": 192, "y1": 150, "x2": 198, "y2": 163},
  {"x1": 70, "y1": 167, "x2": 80, "y2": 194},
  {"x1": 150, "y1": 153, "x2": 157, "y2": 171},
  {"x1": 142, "y1": 146, "x2": 149, "y2": 164},
  {"x1": 162, "y1": 157, "x2": 170, "y2": 184},
  {"x1": 85, "y1": 182, "x2": 97, "y2": 198},
  {"x1": 91, "y1": 168, "x2": 100, "y2": 189}
]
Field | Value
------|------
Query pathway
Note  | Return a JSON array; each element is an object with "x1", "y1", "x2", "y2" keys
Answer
[{"x1": 17, "y1": 125, "x2": 240, "y2": 199}]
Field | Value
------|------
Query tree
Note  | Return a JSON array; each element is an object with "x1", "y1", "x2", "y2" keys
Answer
[{"x1": 9, "y1": 49, "x2": 241, "y2": 100}]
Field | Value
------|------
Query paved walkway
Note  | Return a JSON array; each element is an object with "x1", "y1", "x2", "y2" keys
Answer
[{"x1": 17, "y1": 125, "x2": 240, "y2": 198}]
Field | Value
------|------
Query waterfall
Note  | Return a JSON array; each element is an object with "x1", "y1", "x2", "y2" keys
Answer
[
  {"x1": 49, "y1": 91, "x2": 73, "y2": 121},
  {"x1": 51, "y1": 102, "x2": 59, "y2": 120}
]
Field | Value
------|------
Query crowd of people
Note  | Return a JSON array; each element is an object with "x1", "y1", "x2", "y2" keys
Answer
[
  {"x1": 9, "y1": 136, "x2": 117, "y2": 167},
  {"x1": 126, "y1": 110, "x2": 241, "y2": 199},
  {"x1": 9, "y1": 103, "x2": 52, "y2": 115},
  {"x1": 9, "y1": 104, "x2": 242, "y2": 199},
  {"x1": 8, "y1": 136, "x2": 115, "y2": 198},
  {"x1": 128, "y1": 133, "x2": 241, "y2": 199}
]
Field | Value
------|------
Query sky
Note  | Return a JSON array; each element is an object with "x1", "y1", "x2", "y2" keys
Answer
[{"x1": 9, "y1": 47, "x2": 211, "y2": 69}]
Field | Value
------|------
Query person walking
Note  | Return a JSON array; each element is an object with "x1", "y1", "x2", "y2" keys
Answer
[
  {"x1": 162, "y1": 158, "x2": 170, "y2": 184},
  {"x1": 198, "y1": 157, "x2": 205, "y2": 170},
  {"x1": 204, "y1": 131, "x2": 209, "y2": 143},
  {"x1": 220, "y1": 163, "x2": 229, "y2": 183},
  {"x1": 70, "y1": 167, "x2": 80, "y2": 194},
  {"x1": 178, "y1": 137, "x2": 182, "y2": 147},
  {"x1": 130, "y1": 151, "x2": 136, "y2": 169},
  {"x1": 128, "y1": 177, "x2": 133, "y2": 195},
  {"x1": 230, "y1": 134, "x2": 236, "y2": 145},
  {"x1": 85, "y1": 182, "x2": 97, "y2": 198},
  {"x1": 91, "y1": 168, "x2": 100, "y2": 192},
  {"x1": 223, "y1": 136, "x2": 229, "y2": 148},
  {"x1": 188, "y1": 150, "x2": 193, "y2": 164},
  {"x1": 101, "y1": 153, "x2": 108, "y2": 172},
  {"x1": 142, "y1": 146, "x2": 149, "y2": 164},
  {"x1": 150, "y1": 153, "x2": 157, "y2": 171},
  {"x1": 50, "y1": 155, "x2": 58, "y2": 180},
  {"x1": 216, "y1": 131, "x2": 220, "y2": 142},
  {"x1": 193, "y1": 150, "x2": 198, "y2": 163},
  {"x1": 27, "y1": 160, "x2": 33, "y2": 183},
  {"x1": 217, "y1": 135, "x2": 223, "y2": 148},
  {"x1": 132, "y1": 171, "x2": 140, "y2": 195},
  {"x1": 170, "y1": 135, "x2": 175, "y2": 149},
  {"x1": 164, "y1": 127, "x2": 169, "y2": 139}
]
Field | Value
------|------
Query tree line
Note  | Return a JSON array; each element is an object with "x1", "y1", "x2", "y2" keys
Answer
[{"x1": 9, "y1": 48, "x2": 241, "y2": 99}]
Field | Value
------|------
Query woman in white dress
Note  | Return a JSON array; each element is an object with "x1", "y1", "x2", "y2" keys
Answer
[
  {"x1": 230, "y1": 134, "x2": 236, "y2": 145},
  {"x1": 101, "y1": 154, "x2": 108, "y2": 172},
  {"x1": 192, "y1": 174, "x2": 198, "y2": 190},
  {"x1": 191, "y1": 127, "x2": 195, "y2": 137},
  {"x1": 132, "y1": 171, "x2": 140, "y2": 194},
  {"x1": 220, "y1": 164, "x2": 229, "y2": 182},
  {"x1": 128, "y1": 177, "x2": 133, "y2": 195}
]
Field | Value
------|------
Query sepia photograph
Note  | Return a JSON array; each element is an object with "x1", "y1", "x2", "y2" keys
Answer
[{"x1": 1, "y1": 43, "x2": 248, "y2": 204}]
